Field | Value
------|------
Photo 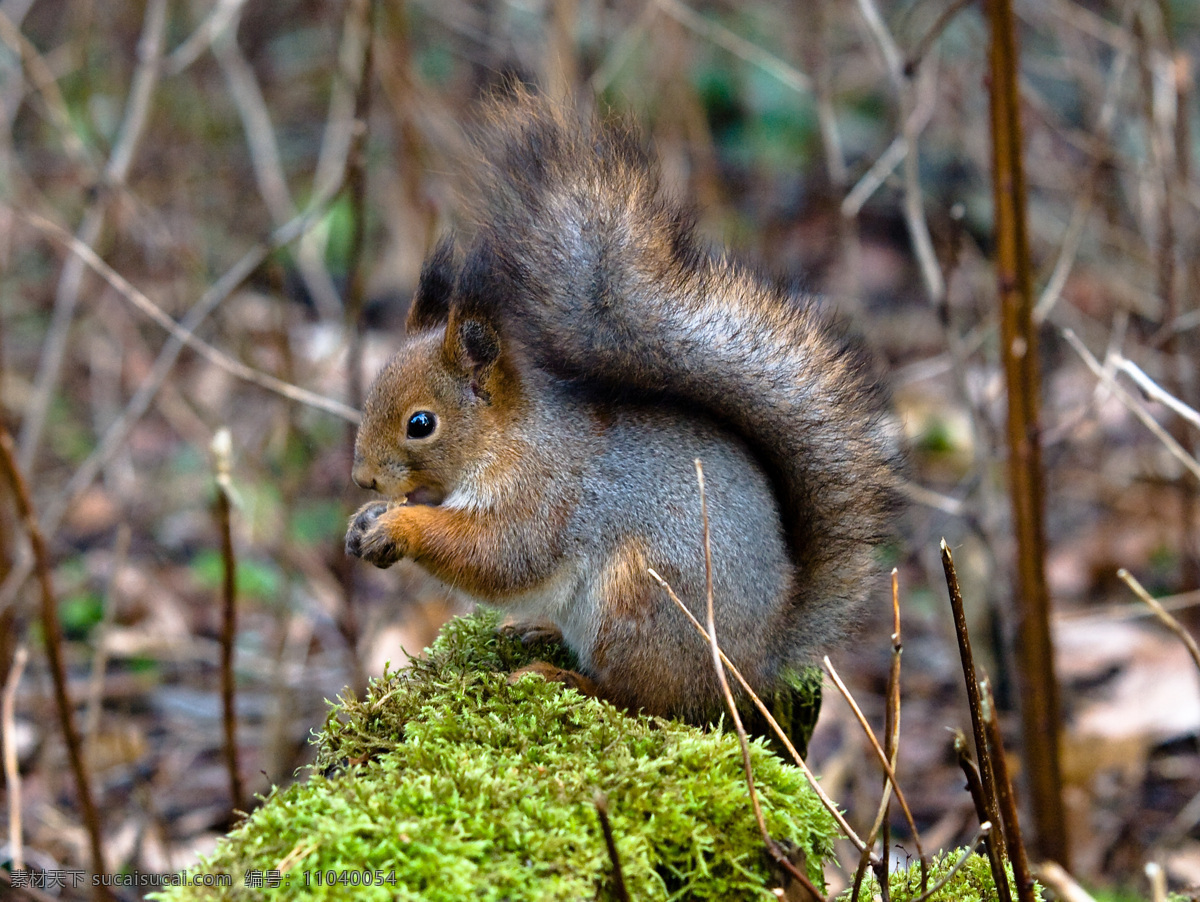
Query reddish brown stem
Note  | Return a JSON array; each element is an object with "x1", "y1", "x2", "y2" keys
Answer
[
  {"x1": 593, "y1": 792, "x2": 630, "y2": 902},
  {"x1": 214, "y1": 476, "x2": 244, "y2": 815},
  {"x1": 941, "y1": 541, "x2": 1007, "y2": 864},
  {"x1": 985, "y1": 0, "x2": 1069, "y2": 865},
  {"x1": 0, "y1": 428, "x2": 107, "y2": 894},
  {"x1": 981, "y1": 680, "x2": 1037, "y2": 902},
  {"x1": 954, "y1": 734, "x2": 1012, "y2": 902}
]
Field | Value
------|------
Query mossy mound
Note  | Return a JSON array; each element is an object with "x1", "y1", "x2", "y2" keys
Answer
[
  {"x1": 154, "y1": 611, "x2": 838, "y2": 901},
  {"x1": 846, "y1": 850, "x2": 1044, "y2": 901}
]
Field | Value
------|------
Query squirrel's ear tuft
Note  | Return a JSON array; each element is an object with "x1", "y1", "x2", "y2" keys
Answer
[
  {"x1": 406, "y1": 235, "x2": 458, "y2": 332},
  {"x1": 456, "y1": 233, "x2": 525, "y2": 320}
]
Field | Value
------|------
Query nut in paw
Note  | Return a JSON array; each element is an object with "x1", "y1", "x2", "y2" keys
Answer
[{"x1": 344, "y1": 501, "x2": 404, "y2": 568}]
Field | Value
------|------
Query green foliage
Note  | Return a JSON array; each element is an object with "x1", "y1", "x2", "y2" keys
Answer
[
  {"x1": 58, "y1": 590, "x2": 105, "y2": 640},
  {"x1": 190, "y1": 549, "x2": 283, "y2": 603},
  {"x1": 288, "y1": 499, "x2": 345, "y2": 546},
  {"x1": 319, "y1": 194, "x2": 357, "y2": 275},
  {"x1": 153, "y1": 611, "x2": 839, "y2": 901},
  {"x1": 47, "y1": 394, "x2": 95, "y2": 466},
  {"x1": 842, "y1": 850, "x2": 1044, "y2": 902}
]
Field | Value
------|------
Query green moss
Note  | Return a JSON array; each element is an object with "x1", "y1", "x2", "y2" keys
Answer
[
  {"x1": 842, "y1": 850, "x2": 1045, "y2": 902},
  {"x1": 154, "y1": 611, "x2": 839, "y2": 900}
]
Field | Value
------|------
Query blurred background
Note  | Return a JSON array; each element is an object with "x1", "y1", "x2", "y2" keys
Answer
[{"x1": 1, "y1": 0, "x2": 1199, "y2": 898}]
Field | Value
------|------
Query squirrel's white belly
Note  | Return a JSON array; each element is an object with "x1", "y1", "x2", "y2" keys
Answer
[{"x1": 438, "y1": 559, "x2": 584, "y2": 628}]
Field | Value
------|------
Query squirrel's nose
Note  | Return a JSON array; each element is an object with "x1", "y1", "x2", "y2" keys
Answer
[{"x1": 351, "y1": 463, "x2": 376, "y2": 491}]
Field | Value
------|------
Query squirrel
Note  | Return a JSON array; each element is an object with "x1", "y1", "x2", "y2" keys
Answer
[{"x1": 345, "y1": 88, "x2": 901, "y2": 723}]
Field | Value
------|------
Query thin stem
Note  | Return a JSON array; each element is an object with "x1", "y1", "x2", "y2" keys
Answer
[
  {"x1": 987, "y1": 0, "x2": 1069, "y2": 862},
  {"x1": 981, "y1": 679, "x2": 1037, "y2": 902},
  {"x1": 1062, "y1": 329, "x2": 1200, "y2": 482},
  {"x1": 646, "y1": 567, "x2": 877, "y2": 863},
  {"x1": 0, "y1": 428, "x2": 106, "y2": 888},
  {"x1": 941, "y1": 540, "x2": 1007, "y2": 864},
  {"x1": 3, "y1": 645, "x2": 28, "y2": 871},
  {"x1": 954, "y1": 734, "x2": 1012, "y2": 902},
  {"x1": 593, "y1": 792, "x2": 630, "y2": 902},
  {"x1": 1118, "y1": 568, "x2": 1200, "y2": 678},
  {"x1": 824, "y1": 656, "x2": 926, "y2": 875},
  {"x1": 693, "y1": 460, "x2": 821, "y2": 898},
  {"x1": 212, "y1": 429, "x2": 244, "y2": 814}
]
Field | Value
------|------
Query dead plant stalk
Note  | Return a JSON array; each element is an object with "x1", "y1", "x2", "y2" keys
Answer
[
  {"x1": 692, "y1": 460, "x2": 822, "y2": 899},
  {"x1": 823, "y1": 657, "x2": 926, "y2": 876},
  {"x1": 645, "y1": 567, "x2": 876, "y2": 864},
  {"x1": 3, "y1": 645, "x2": 28, "y2": 871},
  {"x1": 212, "y1": 429, "x2": 245, "y2": 814}
]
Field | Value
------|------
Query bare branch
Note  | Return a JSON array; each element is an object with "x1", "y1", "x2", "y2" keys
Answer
[
  {"x1": 1118, "y1": 568, "x2": 1200, "y2": 679},
  {"x1": 213, "y1": 4, "x2": 344, "y2": 320},
  {"x1": 1113, "y1": 355, "x2": 1200, "y2": 431},
  {"x1": 824, "y1": 656, "x2": 926, "y2": 869},
  {"x1": 19, "y1": 210, "x2": 359, "y2": 423},
  {"x1": 692, "y1": 460, "x2": 820, "y2": 897},
  {"x1": 1062, "y1": 329, "x2": 1200, "y2": 482},
  {"x1": 656, "y1": 0, "x2": 811, "y2": 94},
  {"x1": 0, "y1": 187, "x2": 349, "y2": 616},
  {"x1": 17, "y1": 0, "x2": 167, "y2": 472}
]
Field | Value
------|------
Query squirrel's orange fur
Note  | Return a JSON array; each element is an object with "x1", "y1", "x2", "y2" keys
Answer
[{"x1": 346, "y1": 89, "x2": 901, "y2": 722}]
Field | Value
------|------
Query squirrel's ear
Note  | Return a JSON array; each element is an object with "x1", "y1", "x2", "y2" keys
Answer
[
  {"x1": 444, "y1": 313, "x2": 502, "y2": 402},
  {"x1": 406, "y1": 235, "x2": 458, "y2": 332}
]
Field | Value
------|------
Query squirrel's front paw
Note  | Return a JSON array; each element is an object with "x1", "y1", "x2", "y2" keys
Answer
[{"x1": 345, "y1": 501, "x2": 405, "y2": 568}]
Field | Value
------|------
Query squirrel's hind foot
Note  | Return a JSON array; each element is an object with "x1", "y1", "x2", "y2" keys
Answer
[{"x1": 508, "y1": 661, "x2": 601, "y2": 700}]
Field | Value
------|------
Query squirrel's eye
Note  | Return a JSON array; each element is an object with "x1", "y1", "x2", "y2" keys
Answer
[{"x1": 406, "y1": 411, "x2": 436, "y2": 439}]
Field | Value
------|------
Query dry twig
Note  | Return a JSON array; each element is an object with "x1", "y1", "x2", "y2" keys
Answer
[
  {"x1": 212, "y1": 428, "x2": 245, "y2": 815},
  {"x1": 17, "y1": 0, "x2": 167, "y2": 474},
  {"x1": 980, "y1": 679, "x2": 1036, "y2": 902},
  {"x1": 3, "y1": 644, "x2": 28, "y2": 872},
  {"x1": 850, "y1": 571, "x2": 907, "y2": 901},
  {"x1": 941, "y1": 541, "x2": 1009, "y2": 880},
  {"x1": 0, "y1": 181, "x2": 352, "y2": 619},
  {"x1": 1062, "y1": 329, "x2": 1200, "y2": 483},
  {"x1": 853, "y1": 0, "x2": 945, "y2": 304},
  {"x1": 213, "y1": 4, "x2": 344, "y2": 320},
  {"x1": 17, "y1": 208, "x2": 360, "y2": 418},
  {"x1": 693, "y1": 460, "x2": 822, "y2": 898},
  {"x1": 646, "y1": 568, "x2": 877, "y2": 864},
  {"x1": 1118, "y1": 568, "x2": 1200, "y2": 678},
  {"x1": 954, "y1": 735, "x2": 1012, "y2": 902},
  {"x1": 824, "y1": 657, "x2": 926, "y2": 874},
  {"x1": 1033, "y1": 862, "x2": 1097, "y2": 902},
  {"x1": 656, "y1": 0, "x2": 811, "y2": 93}
]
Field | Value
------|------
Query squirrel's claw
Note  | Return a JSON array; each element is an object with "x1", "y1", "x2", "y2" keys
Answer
[{"x1": 345, "y1": 501, "x2": 402, "y2": 568}]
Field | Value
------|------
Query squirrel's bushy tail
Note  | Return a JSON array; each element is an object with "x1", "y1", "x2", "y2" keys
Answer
[{"x1": 456, "y1": 86, "x2": 902, "y2": 658}]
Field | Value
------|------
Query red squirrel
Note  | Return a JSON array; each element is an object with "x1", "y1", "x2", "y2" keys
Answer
[{"x1": 346, "y1": 89, "x2": 900, "y2": 722}]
